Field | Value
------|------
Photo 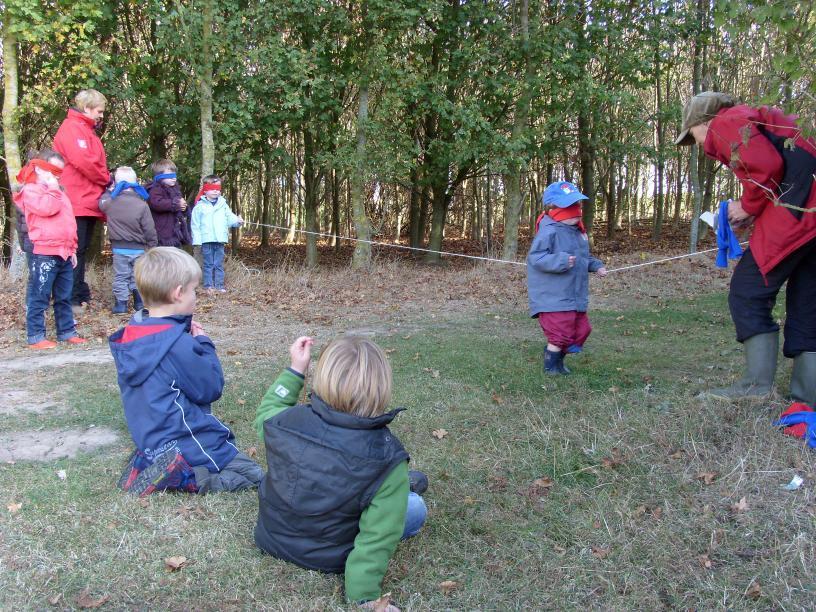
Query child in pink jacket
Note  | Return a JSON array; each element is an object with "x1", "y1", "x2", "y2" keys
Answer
[{"x1": 13, "y1": 149, "x2": 88, "y2": 349}]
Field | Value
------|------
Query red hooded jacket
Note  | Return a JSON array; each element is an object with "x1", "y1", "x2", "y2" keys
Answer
[
  {"x1": 53, "y1": 109, "x2": 110, "y2": 218},
  {"x1": 12, "y1": 183, "x2": 78, "y2": 260},
  {"x1": 704, "y1": 104, "x2": 816, "y2": 276}
]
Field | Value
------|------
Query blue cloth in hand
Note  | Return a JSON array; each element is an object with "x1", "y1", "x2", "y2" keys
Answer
[
  {"x1": 111, "y1": 181, "x2": 149, "y2": 200},
  {"x1": 715, "y1": 200, "x2": 743, "y2": 268},
  {"x1": 775, "y1": 411, "x2": 816, "y2": 448}
]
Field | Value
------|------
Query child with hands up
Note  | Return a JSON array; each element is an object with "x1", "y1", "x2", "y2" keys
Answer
[
  {"x1": 254, "y1": 335, "x2": 427, "y2": 610},
  {"x1": 527, "y1": 181, "x2": 607, "y2": 375}
]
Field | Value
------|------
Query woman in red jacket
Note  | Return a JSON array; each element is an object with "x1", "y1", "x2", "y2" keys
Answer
[
  {"x1": 53, "y1": 89, "x2": 111, "y2": 308},
  {"x1": 676, "y1": 92, "x2": 816, "y2": 405}
]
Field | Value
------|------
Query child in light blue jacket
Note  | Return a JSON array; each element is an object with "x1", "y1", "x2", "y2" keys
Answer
[{"x1": 190, "y1": 175, "x2": 243, "y2": 292}]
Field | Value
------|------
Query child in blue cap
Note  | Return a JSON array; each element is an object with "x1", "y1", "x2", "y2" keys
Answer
[{"x1": 526, "y1": 181, "x2": 607, "y2": 374}]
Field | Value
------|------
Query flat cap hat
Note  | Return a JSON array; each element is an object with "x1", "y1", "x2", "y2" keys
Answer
[{"x1": 675, "y1": 91, "x2": 738, "y2": 146}]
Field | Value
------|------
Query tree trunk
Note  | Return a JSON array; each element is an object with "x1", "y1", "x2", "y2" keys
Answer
[
  {"x1": 261, "y1": 144, "x2": 273, "y2": 247},
  {"x1": 303, "y1": 129, "x2": 319, "y2": 267},
  {"x1": 351, "y1": 85, "x2": 372, "y2": 268},
  {"x1": 198, "y1": 0, "x2": 215, "y2": 178},
  {"x1": 408, "y1": 160, "x2": 421, "y2": 248},
  {"x1": 3, "y1": 14, "x2": 25, "y2": 277},
  {"x1": 501, "y1": 0, "x2": 532, "y2": 260},
  {"x1": 331, "y1": 169, "x2": 340, "y2": 249}
]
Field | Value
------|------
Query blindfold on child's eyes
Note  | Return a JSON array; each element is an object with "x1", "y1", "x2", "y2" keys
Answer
[
  {"x1": 154, "y1": 172, "x2": 177, "y2": 181},
  {"x1": 16, "y1": 159, "x2": 63, "y2": 184}
]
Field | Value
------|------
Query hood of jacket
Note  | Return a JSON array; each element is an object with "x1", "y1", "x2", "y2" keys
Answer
[{"x1": 109, "y1": 312, "x2": 192, "y2": 386}]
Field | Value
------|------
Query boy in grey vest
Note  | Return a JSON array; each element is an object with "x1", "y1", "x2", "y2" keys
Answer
[{"x1": 254, "y1": 336, "x2": 427, "y2": 610}]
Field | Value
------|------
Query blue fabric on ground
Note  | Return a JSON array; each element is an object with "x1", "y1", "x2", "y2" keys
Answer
[
  {"x1": 775, "y1": 411, "x2": 816, "y2": 448},
  {"x1": 715, "y1": 200, "x2": 743, "y2": 268}
]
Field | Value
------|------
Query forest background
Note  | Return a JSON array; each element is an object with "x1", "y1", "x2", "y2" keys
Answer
[{"x1": 1, "y1": 0, "x2": 814, "y2": 268}]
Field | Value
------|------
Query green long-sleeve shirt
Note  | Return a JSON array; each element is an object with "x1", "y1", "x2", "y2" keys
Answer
[{"x1": 255, "y1": 369, "x2": 408, "y2": 603}]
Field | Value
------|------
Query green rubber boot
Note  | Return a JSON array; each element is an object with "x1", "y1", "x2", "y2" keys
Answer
[
  {"x1": 706, "y1": 332, "x2": 778, "y2": 399},
  {"x1": 790, "y1": 352, "x2": 816, "y2": 406}
]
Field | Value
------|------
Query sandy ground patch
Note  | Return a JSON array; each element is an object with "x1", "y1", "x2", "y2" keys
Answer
[
  {"x1": 0, "y1": 427, "x2": 119, "y2": 462},
  {"x1": 0, "y1": 349, "x2": 112, "y2": 372}
]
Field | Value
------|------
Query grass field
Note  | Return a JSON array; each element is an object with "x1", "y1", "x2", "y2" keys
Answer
[{"x1": 1, "y1": 290, "x2": 814, "y2": 610}]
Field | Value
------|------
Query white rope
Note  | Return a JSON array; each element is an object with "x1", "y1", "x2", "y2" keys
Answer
[{"x1": 244, "y1": 220, "x2": 743, "y2": 274}]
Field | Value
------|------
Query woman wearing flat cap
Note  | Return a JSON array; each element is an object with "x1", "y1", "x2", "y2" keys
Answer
[{"x1": 676, "y1": 91, "x2": 816, "y2": 404}]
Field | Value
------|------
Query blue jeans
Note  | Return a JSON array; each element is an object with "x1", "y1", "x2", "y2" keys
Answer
[
  {"x1": 201, "y1": 242, "x2": 225, "y2": 289},
  {"x1": 26, "y1": 254, "x2": 77, "y2": 343},
  {"x1": 402, "y1": 492, "x2": 427, "y2": 539}
]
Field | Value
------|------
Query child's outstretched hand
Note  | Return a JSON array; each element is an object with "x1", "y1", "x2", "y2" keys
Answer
[
  {"x1": 567, "y1": 255, "x2": 576, "y2": 268},
  {"x1": 190, "y1": 320, "x2": 205, "y2": 337},
  {"x1": 290, "y1": 336, "x2": 314, "y2": 375},
  {"x1": 595, "y1": 267, "x2": 608, "y2": 277}
]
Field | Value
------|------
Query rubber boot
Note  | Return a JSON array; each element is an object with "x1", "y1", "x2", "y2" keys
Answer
[
  {"x1": 790, "y1": 352, "x2": 816, "y2": 407},
  {"x1": 544, "y1": 349, "x2": 570, "y2": 375},
  {"x1": 132, "y1": 289, "x2": 144, "y2": 312},
  {"x1": 112, "y1": 298, "x2": 128, "y2": 314},
  {"x1": 706, "y1": 332, "x2": 778, "y2": 399}
]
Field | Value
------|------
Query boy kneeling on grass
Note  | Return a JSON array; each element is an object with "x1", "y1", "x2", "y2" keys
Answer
[
  {"x1": 109, "y1": 247, "x2": 263, "y2": 496},
  {"x1": 254, "y1": 336, "x2": 428, "y2": 611}
]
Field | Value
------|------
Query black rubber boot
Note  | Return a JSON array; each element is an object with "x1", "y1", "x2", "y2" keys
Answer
[
  {"x1": 790, "y1": 352, "x2": 816, "y2": 406},
  {"x1": 706, "y1": 332, "x2": 778, "y2": 399},
  {"x1": 132, "y1": 289, "x2": 144, "y2": 312},
  {"x1": 112, "y1": 298, "x2": 128, "y2": 314},
  {"x1": 544, "y1": 349, "x2": 569, "y2": 375}
]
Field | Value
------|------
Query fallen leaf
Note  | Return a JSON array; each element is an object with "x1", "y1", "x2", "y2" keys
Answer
[
  {"x1": 591, "y1": 545, "x2": 610, "y2": 559},
  {"x1": 668, "y1": 449, "x2": 686, "y2": 460},
  {"x1": 463, "y1": 496, "x2": 476, "y2": 505},
  {"x1": 422, "y1": 367, "x2": 440, "y2": 378},
  {"x1": 75, "y1": 590, "x2": 110, "y2": 609},
  {"x1": 138, "y1": 498, "x2": 150, "y2": 508},
  {"x1": 370, "y1": 592, "x2": 393, "y2": 612},
  {"x1": 553, "y1": 544, "x2": 567, "y2": 555},
  {"x1": 697, "y1": 471, "x2": 718, "y2": 485},
  {"x1": 601, "y1": 448, "x2": 624, "y2": 469},
  {"x1": 246, "y1": 446, "x2": 257, "y2": 458},
  {"x1": 745, "y1": 581, "x2": 762, "y2": 600},
  {"x1": 632, "y1": 504, "x2": 647, "y2": 518},
  {"x1": 698, "y1": 554, "x2": 713, "y2": 569},
  {"x1": 731, "y1": 496, "x2": 749, "y2": 513},
  {"x1": 57, "y1": 469, "x2": 67, "y2": 481},
  {"x1": 236, "y1": 399, "x2": 246, "y2": 406},
  {"x1": 7, "y1": 502, "x2": 22, "y2": 514},
  {"x1": 438, "y1": 580, "x2": 459, "y2": 595},
  {"x1": 491, "y1": 392, "x2": 504, "y2": 405},
  {"x1": 526, "y1": 477, "x2": 554, "y2": 498},
  {"x1": 592, "y1": 520, "x2": 602, "y2": 529},
  {"x1": 164, "y1": 556, "x2": 190, "y2": 571},
  {"x1": 432, "y1": 429, "x2": 448, "y2": 440},
  {"x1": 651, "y1": 506, "x2": 663, "y2": 520},
  {"x1": 487, "y1": 475, "x2": 508, "y2": 492},
  {"x1": 48, "y1": 594, "x2": 62, "y2": 606}
]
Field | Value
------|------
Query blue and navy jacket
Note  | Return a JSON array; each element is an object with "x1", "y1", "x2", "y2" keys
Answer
[
  {"x1": 526, "y1": 216, "x2": 604, "y2": 315},
  {"x1": 109, "y1": 312, "x2": 239, "y2": 472}
]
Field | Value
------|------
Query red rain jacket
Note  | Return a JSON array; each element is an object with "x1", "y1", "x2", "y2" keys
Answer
[
  {"x1": 704, "y1": 104, "x2": 816, "y2": 276},
  {"x1": 53, "y1": 109, "x2": 110, "y2": 218}
]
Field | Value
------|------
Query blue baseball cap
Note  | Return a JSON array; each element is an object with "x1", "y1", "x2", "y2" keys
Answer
[{"x1": 543, "y1": 181, "x2": 589, "y2": 208}]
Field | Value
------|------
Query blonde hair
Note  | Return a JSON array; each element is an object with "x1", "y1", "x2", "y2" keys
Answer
[
  {"x1": 135, "y1": 247, "x2": 201, "y2": 307},
  {"x1": 152, "y1": 159, "x2": 177, "y2": 175},
  {"x1": 313, "y1": 336, "x2": 393, "y2": 418},
  {"x1": 114, "y1": 166, "x2": 138, "y2": 184},
  {"x1": 74, "y1": 89, "x2": 107, "y2": 111}
]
